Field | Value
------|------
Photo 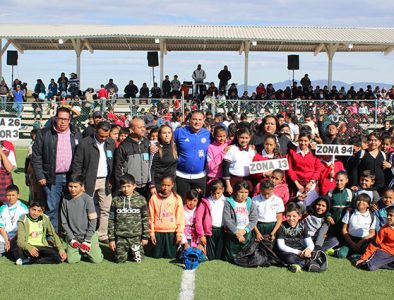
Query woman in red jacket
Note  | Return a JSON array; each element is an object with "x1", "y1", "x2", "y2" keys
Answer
[{"x1": 287, "y1": 132, "x2": 320, "y2": 201}]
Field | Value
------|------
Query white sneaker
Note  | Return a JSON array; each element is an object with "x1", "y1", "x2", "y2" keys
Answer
[{"x1": 16, "y1": 258, "x2": 31, "y2": 265}]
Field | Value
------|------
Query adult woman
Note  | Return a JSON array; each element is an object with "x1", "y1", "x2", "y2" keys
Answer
[
  {"x1": 150, "y1": 124, "x2": 178, "y2": 193},
  {"x1": 0, "y1": 140, "x2": 17, "y2": 203},
  {"x1": 251, "y1": 115, "x2": 292, "y2": 155}
]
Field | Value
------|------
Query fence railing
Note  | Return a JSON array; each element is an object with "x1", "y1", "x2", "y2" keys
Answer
[{"x1": 0, "y1": 98, "x2": 390, "y2": 138}]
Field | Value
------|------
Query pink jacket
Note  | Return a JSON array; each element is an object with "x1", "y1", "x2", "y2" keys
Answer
[
  {"x1": 206, "y1": 141, "x2": 228, "y2": 179},
  {"x1": 194, "y1": 198, "x2": 212, "y2": 238},
  {"x1": 274, "y1": 183, "x2": 290, "y2": 205}
]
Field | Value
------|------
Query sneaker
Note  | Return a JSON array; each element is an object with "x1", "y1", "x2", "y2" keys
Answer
[
  {"x1": 15, "y1": 258, "x2": 31, "y2": 265},
  {"x1": 288, "y1": 264, "x2": 302, "y2": 273},
  {"x1": 325, "y1": 248, "x2": 335, "y2": 256},
  {"x1": 349, "y1": 254, "x2": 361, "y2": 262}
]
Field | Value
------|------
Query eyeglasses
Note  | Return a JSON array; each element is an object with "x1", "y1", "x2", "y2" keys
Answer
[{"x1": 56, "y1": 117, "x2": 70, "y2": 122}]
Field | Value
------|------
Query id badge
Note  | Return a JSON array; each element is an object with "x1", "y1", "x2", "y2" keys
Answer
[
  {"x1": 143, "y1": 153, "x2": 149, "y2": 161},
  {"x1": 106, "y1": 150, "x2": 113, "y2": 159},
  {"x1": 198, "y1": 150, "x2": 204, "y2": 158}
]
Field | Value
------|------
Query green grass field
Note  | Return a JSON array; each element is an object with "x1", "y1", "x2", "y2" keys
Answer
[{"x1": 0, "y1": 148, "x2": 393, "y2": 299}]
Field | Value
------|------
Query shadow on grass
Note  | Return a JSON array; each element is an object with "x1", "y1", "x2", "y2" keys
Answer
[{"x1": 14, "y1": 167, "x2": 25, "y2": 174}]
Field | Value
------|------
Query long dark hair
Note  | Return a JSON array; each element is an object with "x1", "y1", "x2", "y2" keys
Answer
[
  {"x1": 157, "y1": 124, "x2": 178, "y2": 160},
  {"x1": 232, "y1": 127, "x2": 252, "y2": 147},
  {"x1": 259, "y1": 115, "x2": 279, "y2": 134}
]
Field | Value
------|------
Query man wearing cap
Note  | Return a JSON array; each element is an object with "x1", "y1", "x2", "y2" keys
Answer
[
  {"x1": 192, "y1": 64, "x2": 206, "y2": 96},
  {"x1": 82, "y1": 111, "x2": 103, "y2": 138},
  {"x1": 71, "y1": 121, "x2": 116, "y2": 243},
  {"x1": 32, "y1": 106, "x2": 82, "y2": 232}
]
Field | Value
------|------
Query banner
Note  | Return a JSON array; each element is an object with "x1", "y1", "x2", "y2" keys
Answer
[
  {"x1": 0, "y1": 117, "x2": 21, "y2": 140},
  {"x1": 249, "y1": 158, "x2": 289, "y2": 175}
]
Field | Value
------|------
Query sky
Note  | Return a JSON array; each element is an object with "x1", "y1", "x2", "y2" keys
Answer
[{"x1": 0, "y1": 0, "x2": 393, "y2": 92}]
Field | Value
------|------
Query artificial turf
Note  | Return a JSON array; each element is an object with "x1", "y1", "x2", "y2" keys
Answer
[{"x1": 1, "y1": 148, "x2": 392, "y2": 300}]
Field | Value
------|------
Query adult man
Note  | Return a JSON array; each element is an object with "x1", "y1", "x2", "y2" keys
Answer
[
  {"x1": 114, "y1": 118, "x2": 150, "y2": 198},
  {"x1": 82, "y1": 111, "x2": 103, "y2": 138},
  {"x1": 32, "y1": 107, "x2": 82, "y2": 231},
  {"x1": 192, "y1": 64, "x2": 206, "y2": 96},
  {"x1": 0, "y1": 79, "x2": 9, "y2": 112},
  {"x1": 171, "y1": 75, "x2": 181, "y2": 98},
  {"x1": 105, "y1": 78, "x2": 119, "y2": 94},
  {"x1": 300, "y1": 74, "x2": 311, "y2": 92},
  {"x1": 71, "y1": 121, "x2": 116, "y2": 243},
  {"x1": 174, "y1": 110, "x2": 211, "y2": 199},
  {"x1": 162, "y1": 75, "x2": 171, "y2": 98},
  {"x1": 68, "y1": 73, "x2": 80, "y2": 98},
  {"x1": 218, "y1": 65, "x2": 232, "y2": 92},
  {"x1": 124, "y1": 80, "x2": 139, "y2": 99},
  {"x1": 57, "y1": 72, "x2": 68, "y2": 96}
]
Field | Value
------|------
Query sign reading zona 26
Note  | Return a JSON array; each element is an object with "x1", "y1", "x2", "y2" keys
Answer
[
  {"x1": 0, "y1": 117, "x2": 21, "y2": 140},
  {"x1": 315, "y1": 144, "x2": 353, "y2": 156},
  {"x1": 249, "y1": 158, "x2": 289, "y2": 175}
]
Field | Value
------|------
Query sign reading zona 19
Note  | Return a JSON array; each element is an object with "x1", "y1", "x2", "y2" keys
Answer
[
  {"x1": 249, "y1": 158, "x2": 289, "y2": 175},
  {"x1": 0, "y1": 117, "x2": 21, "y2": 140},
  {"x1": 315, "y1": 144, "x2": 353, "y2": 156}
]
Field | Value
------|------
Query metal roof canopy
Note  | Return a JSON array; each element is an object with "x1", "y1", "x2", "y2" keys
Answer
[{"x1": 1, "y1": 25, "x2": 393, "y2": 89}]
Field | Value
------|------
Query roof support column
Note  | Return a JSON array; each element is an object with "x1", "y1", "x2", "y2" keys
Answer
[
  {"x1": 244, "y1": 41, "x2": 250, "y2": 93},
  {"x1": 0, "y1": 39, "x2": 11, "y2": 84},
  {"x1": 159, "y1": 39, "x2": 167, "y2": 85},
  {"x1": 72, "y1": 39, "x2": 83, "y2": 86},
  {"x1": 325, "y1": 43, "x2": 338, "y2": 89}
]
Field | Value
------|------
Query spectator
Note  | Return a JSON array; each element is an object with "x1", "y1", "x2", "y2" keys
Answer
[
  {"x1": 0, "y1": 79, "x2": 9, "y2": 113},
  {"x1": 192, "y1": 64, "x2": 206, "y2": 96},
  {"x1": 300, "y1": 74, "x2": 311, "y2": 92},
  {"x1": 151, "y1": 82, "x2": 162, "y2": 99},
  {"x1": 218, "y1": 65, "x2": 231, "y2": 92},
  {"x1": 12, "y1": 85, "x2": 24, "y2": 118},
  {"x1": 206, "y1": 82, "x2": 218, "y2": 97},
  {"x1": 82, "y1": 111, "x2": 103, "y2": 138},
  {"x1": 105, "y1": 79, "x2": 118, "y2": 95},
  {"x1": 71, "y1": 121, "x2": 116, "y2": 243},
  {"x1": 57, "y1": 72, "x2": 68, "y2": 96},
  {"x1": 47, "y1": 79, "x2": 58, "y2": 101},
  {"x1": 68, "y1": 73, "x2": 80, "y2": 98},
  {"x1": 124, "y1": 80, "x2": 139, "y2": 99},
  {"x1": 32, "y1": 107, "x2": 82, "y2": 231},
  {"x1": 256, "y1": 83, "x2": 266, "y2": 99},
  {"x1": 171, "y1": 75, "x2": 181, "y2": 98},
  {"x1": 162, "y1": 75, "x2": 171, "y2": 98},
  {"x1": 139, "y1": 83, "x2": 149, "y2": 99}
]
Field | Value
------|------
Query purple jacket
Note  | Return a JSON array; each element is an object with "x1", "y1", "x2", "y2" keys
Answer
[{"x1": 195, "y1": 198, "x2": 212, "y2": 238}]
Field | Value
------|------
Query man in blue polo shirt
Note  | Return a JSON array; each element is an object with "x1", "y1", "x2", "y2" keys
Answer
[{"x1": 174, "y1": 110, "x2": 211, "y2": 200}]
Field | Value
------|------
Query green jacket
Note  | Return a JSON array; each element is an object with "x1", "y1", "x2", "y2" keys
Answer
[
  {"x1": 108, "y1": 192, "x2": 149, "y2": 241},
  {"x1": 17, "y1": 214, "x2": 65, "y2": 254}
]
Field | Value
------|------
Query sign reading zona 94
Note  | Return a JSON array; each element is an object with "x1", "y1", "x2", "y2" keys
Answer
[
  {"x1": 0, "y1": 117, "x2": 21, "y2": 140},
  {"x1": 249, "y1": 158, "x2": 289, "y2": 175},
  {"x1": 315, "y1": 144, "x2": 353, "y2": 156}
]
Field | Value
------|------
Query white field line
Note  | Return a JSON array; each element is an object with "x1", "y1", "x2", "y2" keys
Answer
[{"x1": 178, "y1": 269, "x2": 196, "y2": 300}]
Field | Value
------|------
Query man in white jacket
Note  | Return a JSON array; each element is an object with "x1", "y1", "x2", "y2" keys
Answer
[{"x1": 192, "y1": 64, "x2": 206, "y2": 96}]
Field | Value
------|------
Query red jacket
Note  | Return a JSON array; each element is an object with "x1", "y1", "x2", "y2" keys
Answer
[
  {"x1": 361, "y1": 224, "x2": 394, "y2": 260},
  {"x1": 318, "y1": 159, "x2": 345, "y2": 196},
  {"x1": 287, "y1": 148, "x2": 320, "y2": 184}
]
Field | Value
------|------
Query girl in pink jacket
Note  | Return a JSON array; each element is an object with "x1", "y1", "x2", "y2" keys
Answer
[
  {"x1": 206, "y1": 126, "x2": 229, "y2": 182},
  {"x1": 195, "y1": 180, "x2": 226, "y2": 260}
]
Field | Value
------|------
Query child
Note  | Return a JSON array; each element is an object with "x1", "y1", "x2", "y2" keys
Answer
[
  {"x1": 252, "y1": 180, "x2": 284, "y2": 242},
  {"x1": 0, "y1": 185, "x2": 28, "y2": 257},
  {"x1": 334, "y1": 194, "x2": 376, "y2": 259},
  {"x1": 16, "y1": 201, "x2": 67, "y2": 265},
  {"x1": 352, "y1": 170, "x2": 380, "y2": 204},
  {"x1": 355, "y1": 206, "x2": 394, "y2": 271},
  {"x1": 271, "y1": 169, "x2": 289, "y2": 206},
  {"x1": 182, "y1": 189, "x2": 204, "y2": 253},
  {"x1": 345, "y1": 135, "x2": 368, "y2": 187},
  {"x1": 207, "y1": 126, "x2": 229, "y2": 182},
  {"x1": 303, "y1": 196, "x2": 332, "y2": 251},
  {"x1": 276, "y1": 202, "x2": 315, "y2": 273},
  {"x1": 118, "y1": 127, "x2": 130, "y2": 144},
  {"x1": 251, "y1": 134, "x2": 281, "y2": 183},
  {"x1": 61, "y1": 175, "x2": 103, "y2": 264},
  {"x1": 372, "y1": 188, "x2": 394, "y2": 232},
  {"x1": 195, "y1": 179, "x2": 226, "y2": 260},
  {"x1": 318, "y1": 155, "x2": 344, "y2": 196},
  {"x1": 286, "y1": 132, "x2": 320, "y2": 204},
  {"x1": 109, "y1": 124, "x2": 120, "y2": 147},
  {"x1": 148, "y1": 127, "x2": 159, "y2": 142},
  {"x1": 148, "y1": 176, "x2": 184, "y2": 259},
  {"x1": 223, "y1": 128, "x2": 256, "y2": 195},
  {"x1": 108, "y1": 174, "x2": 149, "y2": 263},
  {"x1": 327, "y1": 171, "x2": 353, "y2": 241},
  {"x1": 223, "y1": 181, "x2": 258, "y2": 262}
]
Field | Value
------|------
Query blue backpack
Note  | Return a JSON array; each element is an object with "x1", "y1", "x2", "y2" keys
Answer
[{"x1": 180, "y1": 247, "x2": 205, "y2": 270}]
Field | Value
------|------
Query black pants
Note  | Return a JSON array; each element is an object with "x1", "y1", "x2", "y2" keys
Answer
[
  {"x1": 23, "y1": 246, "x2": 61, "y2": 264},
  {"x1": 176, "y1": 176, "x2": 207, "y2": 201}
]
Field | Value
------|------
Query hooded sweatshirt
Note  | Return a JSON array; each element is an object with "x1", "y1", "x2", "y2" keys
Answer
[{"x1": 303, "y1": 196, "x2": 331, "y2": 238}]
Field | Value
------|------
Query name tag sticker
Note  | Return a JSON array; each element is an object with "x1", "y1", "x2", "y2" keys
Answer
[
  {"x1": 106, "y1": 150, "x2": 113, "y2": 158},
  {"x1": 198, "y1": 150, "x2": 204, "y2": 158},
  {"x1": 143, "y1": 153, "x2": 149, "y2": 161}
]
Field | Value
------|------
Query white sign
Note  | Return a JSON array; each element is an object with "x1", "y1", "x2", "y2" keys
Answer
[
  {"x1": 315, "y1": 144, "x2": 353, "y2": 156},
  {"x1": 249, "y1": 158, "x2": 289, "y2": 175},
  {"x1": 0, "y1": 117, "x2": 21, "y2": 140}
]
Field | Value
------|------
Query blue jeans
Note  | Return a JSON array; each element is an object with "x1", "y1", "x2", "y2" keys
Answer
[
  {"x1": 44, "y1": 174, "x2": 67, "y2": 232},
  {"x1": 13, "y1": 102, "x2": 23, "y2": 118},
  {"x1": 0, "y1": 95, "x2": 6, "y2": 111}
]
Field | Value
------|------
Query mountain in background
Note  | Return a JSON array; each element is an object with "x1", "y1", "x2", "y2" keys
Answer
[{"x1": 238, "y1": 81, "x2": 392, "y2": 94}]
